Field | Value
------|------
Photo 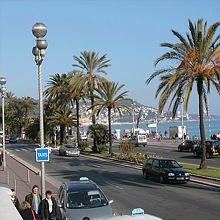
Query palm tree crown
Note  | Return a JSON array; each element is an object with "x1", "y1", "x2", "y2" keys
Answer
[{"x1": 146, "y1": 19, "x2": 220, "y2": 168}]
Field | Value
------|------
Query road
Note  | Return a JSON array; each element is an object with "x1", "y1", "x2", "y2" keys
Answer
[
  {"x1": 112, "y1": 141, "x2": 220, "y2": 168},
  {"x1": 7, "y1": 143, "x2": 220, "y2": 220}
]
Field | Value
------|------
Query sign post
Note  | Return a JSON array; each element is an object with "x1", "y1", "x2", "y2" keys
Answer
[{"x1": 35, "y1": 148, "x2": 49, "y2": 162}]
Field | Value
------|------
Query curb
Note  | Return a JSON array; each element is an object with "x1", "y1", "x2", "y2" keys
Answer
[{"x1": 81, "y1": 152, "x2": 220, "y2": 188}]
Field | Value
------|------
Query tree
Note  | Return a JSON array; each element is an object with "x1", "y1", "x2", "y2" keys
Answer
[
  {"x1": 69, "y1": 72, "x2": 87, "y2": 145},
  {"x1": 45, "y1": 73, "x2": 76, "y2": 144},
  {"x1": 146, "y1": 19, "x2": 220, "y2": 169},
  {"x1": 48, "y1": 108, "x2": 76, "y2": 144},
  {"x1": 93, "y1": 80, "x2": 131, "y2": 154},
  {"x1": 73, "y1": 51, "x2": 111, "y2": 152}
]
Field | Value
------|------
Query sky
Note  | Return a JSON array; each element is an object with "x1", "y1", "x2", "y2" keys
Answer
[{"x1": 0, "y1": 0, "x2": 220, "y2": 115}]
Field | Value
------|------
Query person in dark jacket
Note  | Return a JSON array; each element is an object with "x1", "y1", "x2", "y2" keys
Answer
[
  {"x1": 11, "y1": 188, "x2": 20, "y2": 211},
  {"x1": 40, "y1": 190, "x2": 60, "y2": 220},
  {"x1": 25, "y1": 185, "x2": 42, "y2": 219},
  {"x1": 20, "y1": 201, "x2": 35, "y2": 220}
]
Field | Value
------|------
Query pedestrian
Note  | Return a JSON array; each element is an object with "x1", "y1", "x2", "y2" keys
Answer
[
  {"x1": 25, "y1": 185, "x2": 42, "y2": 219},
  {"x1": 39, "y1": 190, "x2": 60, "y2": 220},
  {"x1": 20, "y1": 201, "x2": 36, "y2": 220},
  {"x1": 11, "y1": 188, "x2": 20, "y2": 211}
]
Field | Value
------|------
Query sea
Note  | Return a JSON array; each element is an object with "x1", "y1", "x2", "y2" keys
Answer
[{"x1": 111, "y1": 119, "x2": 220, "y2": 139}]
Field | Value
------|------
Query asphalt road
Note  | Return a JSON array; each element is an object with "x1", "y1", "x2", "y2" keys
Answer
[
  {"x1": 7, "y1": 143, "x2": 220, "y2": 220},
  {"x1": 112, "y1": 143, "x2": 220, "y2": 168}
]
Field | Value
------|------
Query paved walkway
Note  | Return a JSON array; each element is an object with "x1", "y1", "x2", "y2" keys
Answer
[{"x1": 0, "y1": 153, "x2": 58, "y2": 203}]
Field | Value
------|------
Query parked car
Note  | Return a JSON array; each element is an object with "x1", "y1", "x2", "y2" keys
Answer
[
  {"x1": 193, "y1": 140, "x2": 219, "y2": 158},
  {"x1": 129, "y1": 135, "x2": 147, "y2": 147},
  {"x1": 59, "y1": 144, "x2": 80, "y2": 157},
  {"x1": 9, "y1": 135, "x2": 17, "y2": 143},
  {"x1": 57, "y1": 177, "x2": 114, "y2": 220},
  {"x1": 142, "y1": 158, "x2": 190, "y2": 183},
  {"x1": 80, "y1": 133, "x2": 88, "y2": 141},
  {"x1": 178, "y1": 140, "x2": 198, "y2": 152}
]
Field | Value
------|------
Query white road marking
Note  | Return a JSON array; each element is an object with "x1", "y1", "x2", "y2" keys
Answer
[
  {"x1": 15, "y1": 149, "x2": 20, "y2": 151},
  {"x1": 90, "y1": 164, "x2": 102, "y2": 168},
  {"x1": 108, "y1": 182, "x2": 123, "y2": 190}
]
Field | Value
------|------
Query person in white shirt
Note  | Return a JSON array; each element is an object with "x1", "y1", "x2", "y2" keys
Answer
[{"x1": 39, "y1": 190, "x2": 60, "y2": 220}]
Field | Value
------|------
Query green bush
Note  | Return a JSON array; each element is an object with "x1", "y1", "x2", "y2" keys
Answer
[
  {"x1": 87, "y1": 124, "x2": 109, "y2": 152},
  {"x1": 97, "y1": 144, "x2": 108, "y2": 153},
  {"x1": 79, "y1": 141, "x2": 89, "y2": 151},
  {"x1": 119, "y1": 140, "x2": 134, "y2": 156}
]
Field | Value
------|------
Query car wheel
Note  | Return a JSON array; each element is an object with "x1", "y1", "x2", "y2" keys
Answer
[
  {"x1": 206, "y1": 152, "x2": 211, "y2": 159},
  {"x1": 143, "y1": 170, "x2": 148, "y2": 179},
  {"x1": 159, "y1": 174, "x2": 164, "y2": 184}
]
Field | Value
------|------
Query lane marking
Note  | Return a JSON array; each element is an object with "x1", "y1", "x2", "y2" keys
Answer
[{"x1": 108, "y1": 182, "x2": 123, "y2": 190}]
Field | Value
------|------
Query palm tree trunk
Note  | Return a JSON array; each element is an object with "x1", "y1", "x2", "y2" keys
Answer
[
  {"x1": 91, "y1": 92, "x2": 97, "y2": 152},
  {"x1": 76, "y1": 99, "x2": 80, "y2": 146},
  {"x1": 60, "y1": 124, "x2": 65, "y2": 144},
  {"x1": 108, "y1": 107, "x2": 112, "y2": 155},
  {"x1": 198, "y1": 78, "x2": 207, "y2": 169}
]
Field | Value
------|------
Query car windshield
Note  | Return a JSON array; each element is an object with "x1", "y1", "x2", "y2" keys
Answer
[
  {"x1": 65, "y1": 145, "x2": 77, "y2": 149},
  {"x1": 160, "y1": 160, "x2": 181, "y2": 168},
  {"x1": 67, "y1": 189, "x2": 108, "y2": 209}
]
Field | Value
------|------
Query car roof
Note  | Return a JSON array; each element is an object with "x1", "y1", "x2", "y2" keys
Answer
[
  {"x1": 63, "y1": 180, "x2": 98, "y2": 192},
  {"x1": 147, "y1": 157, "x2": 174, "y2": 161}
]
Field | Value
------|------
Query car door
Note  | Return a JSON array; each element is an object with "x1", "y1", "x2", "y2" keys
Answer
[
  {"x1": 151, "y1": 159, "x2": 160, "y2": 179},
  {"x1": 58, "y1": 186, "x2": 66, "y2": 219},
  {"x1": 144, "y1": 158, "x2": 153, "y2": 177}
]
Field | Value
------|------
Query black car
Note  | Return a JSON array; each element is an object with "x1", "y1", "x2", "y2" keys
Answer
[
  {"x1": 142, "y1": 158, "x2": 190, "y2": 183},
  {"x1": 178, "y1": 140, "x2": 197, "y2": 152},
  {"x1": 193, "y1": 140, "x2": 219, "y2": 158}
]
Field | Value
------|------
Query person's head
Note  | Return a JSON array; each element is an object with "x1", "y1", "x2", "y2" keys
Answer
[
  {"x1": 20, "y1": 201, "x2": 31, "y2": 210},
  {"x1": 82, "y1": 217, "x2": 90, "y2": 220},
  {"x1": 46, "y1": 190, "x2": 52, "y2": 199},
  {"x1": 11, "y1": 188, "x2": 16, "y2": 196},
  {"x1": 32, "y1": 185, "x2": 39, "y2": 195}
]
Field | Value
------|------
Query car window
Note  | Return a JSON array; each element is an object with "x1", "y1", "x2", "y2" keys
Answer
[
  {"x1": 67, "y1": 189, "x2": 108, "y2": 209},
  {"x1": 65, "y1": 145, "x2": 76, "y2": 149},
  {"x1": 160, "y1": 160, "x2": 181, "y2": 168},
  {"x1": 152, "y1": 160, "x2": 159, "y2": 167},
  {"x1": 146, "y1": 158, "x2": 153, "y2": 165}
]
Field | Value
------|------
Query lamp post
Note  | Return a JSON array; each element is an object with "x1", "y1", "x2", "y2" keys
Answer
[
  {"x1": 32, "y1": 22, "x2": 48, "y2": 197},
  {"x1": 0, "y1": 77, "x2": 6, "y2": 171},
  {"x1": 180, "y1": 95, "x2": 185, "y2": 142}
]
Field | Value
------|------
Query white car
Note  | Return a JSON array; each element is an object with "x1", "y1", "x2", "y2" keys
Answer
[
  {"x1": 105, "y1": 208, "x2": 163, "y2": 220},
  {"x1": 129, "y1": 135, "x2": 147, "y2": 147}
]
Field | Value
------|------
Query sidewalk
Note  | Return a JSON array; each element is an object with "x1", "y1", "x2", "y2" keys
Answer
[{"x1": 0, "y1": 153, "x2": 58, "y2": 203}]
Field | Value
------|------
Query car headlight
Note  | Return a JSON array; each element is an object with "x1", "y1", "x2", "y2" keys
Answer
[
  {"x1": 185, "y1": 173, "x2": 190, "y2": 176},
  {"x1": 168, "y1": 173, "x2": 175, "y2": 176}
]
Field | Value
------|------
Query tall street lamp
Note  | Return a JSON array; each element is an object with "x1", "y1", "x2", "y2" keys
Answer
[
  {"x1": 32, "y1": 22, "x2": 48, "y2": 196},
  {"x1": 0, "y1": 77, "x2": 6, "y2": 171},
  {"x1": 180, "y1": 95, "x2": 185, "y2": 142}
]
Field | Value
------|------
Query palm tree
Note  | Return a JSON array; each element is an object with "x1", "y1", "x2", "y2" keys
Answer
[
  {"x1": 93, "y1": 80, "x2": 131, "y2": 154},
  {"x1": 69, "y1": 72, "x2": 88, "y2": 145},
  {"x1": 44, "y1": 73, "x2": 72, "y2": 108},
  {"x1": 146, "y1": 19, "x2": 220, "y2": 169},
  {"x1": 73, "y1": 51, "x2": 111, "y2": 151},
  {"x1": 48, "y1": 108, "x2": 76, "y2": 144}
]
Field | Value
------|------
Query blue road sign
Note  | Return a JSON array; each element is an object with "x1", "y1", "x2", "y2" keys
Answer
[{"x1": 35, "y1": 148, "x2": 49, "y2": 162}]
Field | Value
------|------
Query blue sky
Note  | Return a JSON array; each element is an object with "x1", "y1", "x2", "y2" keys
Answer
[{"x1": 0, "y1": 0, "x2": 219, "y2": 114}]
